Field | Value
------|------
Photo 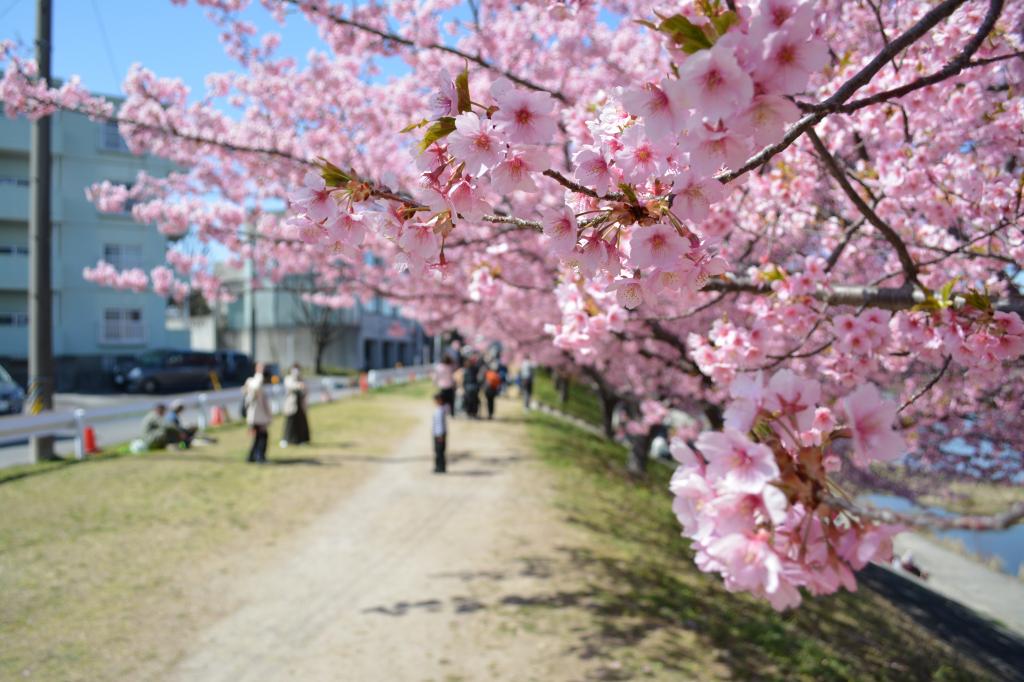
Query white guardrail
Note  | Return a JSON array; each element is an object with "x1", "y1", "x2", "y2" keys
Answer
[
  {"x1": 366, "y1": 364, "x2": 433, "y2": 388},
  {"x1": 0, "y1": 365, "x2": 432, "y2": 460}
]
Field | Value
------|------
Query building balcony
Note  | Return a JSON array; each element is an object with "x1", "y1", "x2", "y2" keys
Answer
[
  {"x1": 0, "y1": 325, "x2": 28, "y2": 360},
  {"x1": 0, "y1": 254, "x2": 28, "y2": 292},
  {"x1": 0, "y1": 117, "x2": 30, "y2": 153},
  {"x1": 0, "y1": 182, "x2": 28, "y2": 222}
]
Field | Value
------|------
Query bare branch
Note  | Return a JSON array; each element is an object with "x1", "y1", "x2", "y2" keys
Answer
[
  {"x1": 716, "y1": 0, "x2": 970, "y2": 185},
  {"x1": 279, "y1": 0, "x2": 569, "y2": 103},
  {"x1": 823, "y1": 0, "x2": 1006, "y2": 115},
  {"x1": 899, "y1": 355, "x2": 952, "y2": 413},
  {"x1": 826, "y1": 494, "x2": 1024, "y2": 531},
  {"x1": 703, "y1": 275, "x2": 1024, "y2": 314},
  {"x1": 807, "y1": 128, "x2": 923, "y2": 288},
  {"x1": 541, "y1": 169, "x2": 622, "y2": 201}
]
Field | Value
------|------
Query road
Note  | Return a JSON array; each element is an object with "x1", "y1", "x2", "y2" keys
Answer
[{"x1": 0, "y1": 378, "x2": 352, "y2": 469}]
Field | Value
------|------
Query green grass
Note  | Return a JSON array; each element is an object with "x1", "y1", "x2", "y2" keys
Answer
[
  {"x1": 533, "y1": 369, "x2": 604, "y2": 427},
  {"x1": 0, "y1": 389, "x2": 426, "y2": 682},
  {"x1": 525, "y1": 411, "x2": 991, "y2": 681}
]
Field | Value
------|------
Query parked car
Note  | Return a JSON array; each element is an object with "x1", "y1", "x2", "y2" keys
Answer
[
  {"x1": 124, "y1": 350, "x2": 219, "y2": 393},
  {"x1": 0, "y1": 363, "x2": 25, "y2": 415},
  {"x1": 109, "y1": 354, "x2": 141, "y2": 391},
  {"x1": 214, "y1": 350, "x2": 253, "y2": 385}
]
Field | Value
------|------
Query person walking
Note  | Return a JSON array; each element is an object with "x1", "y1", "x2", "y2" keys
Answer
[
  {"x1": 484, "y1": 362, "x2": 502, "y2": 420},
  {"x1": 433, "y1": 355, "x2": 456, "y2": 416},
  {"x1": 432, "y1": 391, "x2": 448, "y2": 474},
  {"x1": 281, "y1": 364, "x2": 310, "y2": 447},
  {"x1": 462, "y1": 354, "x2": 484, "y2": 418},
  {"x1": 519, "y1": 356, "x2": 535, "y2": 408},
  {"x1": 244, "y1": 363, "x2": 272, "y2": 463}
]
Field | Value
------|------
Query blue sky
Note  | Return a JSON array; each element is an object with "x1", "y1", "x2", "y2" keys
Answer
[{"x1": 1, "y1": 0, "x2": 330, "y2": 96}]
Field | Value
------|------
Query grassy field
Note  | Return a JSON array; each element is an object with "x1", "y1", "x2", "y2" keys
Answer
[
  {"x1": 524, "y1": 411, "x2": 992, "y2": 681},
  {"x1": 532, "y1": 369, "x2": 605, "y2": 426},
  {"x1": 0, "y1": 387, "x2": 426, "y2": 681}
]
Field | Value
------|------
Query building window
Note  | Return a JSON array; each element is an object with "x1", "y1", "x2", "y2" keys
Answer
[
  {"x1": 0, "y1": 245, "x2": 29, "y2": 256},
  {"x1": 102, "y1": 308, "x2": 144, "y2": 343},
  {"x1": 0, "y1": 312, "x2": 28, "y2": 327},
  {"x1": 99, "y1": 120, "x2": 131, "y2": 153},
  {"x1": 104, "y1": 244, "x2": 143, "y2": 269}
]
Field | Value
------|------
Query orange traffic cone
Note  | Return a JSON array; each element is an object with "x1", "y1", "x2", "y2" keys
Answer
[
  {"x1": 83, "y1": 427, "x2": 100, "y2": 455},
  {"x1": 210, "y1": 406, "x2": 225, "y2": 426},
  {"x1": 359, "y1": 373, "x2": 369, "y2": 393}
]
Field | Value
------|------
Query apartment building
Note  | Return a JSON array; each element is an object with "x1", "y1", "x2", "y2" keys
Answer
[{"x1": 0, "y1": 107, "x2": 187, "y2": 389}]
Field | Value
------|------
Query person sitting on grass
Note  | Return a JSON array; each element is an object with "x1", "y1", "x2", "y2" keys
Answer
[
  {"x1": 141, "y1": 403, "x2": 175, "y2": 450},
  {"x1": 166, "y1": 399, "x2": 197, "y2": 448}
]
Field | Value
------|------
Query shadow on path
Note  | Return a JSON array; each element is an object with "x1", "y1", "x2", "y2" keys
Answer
[{"x1": 859, "y1": 564, "x2": 1024, "y2": 680}]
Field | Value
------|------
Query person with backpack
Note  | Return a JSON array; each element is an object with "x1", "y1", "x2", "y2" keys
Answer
[
  {"x1": 244, "y1": 363, "x2": 273, "y2": 463},
  {"x1": 461, "y1": 354, "x2": 484, "y2": 418},
  {"x1": 484, "y1": 362, "x2": 502, "y2": 420}
]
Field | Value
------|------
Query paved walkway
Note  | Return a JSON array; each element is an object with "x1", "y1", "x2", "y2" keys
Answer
[
  {"x1": 889, "y1": 532, "x2": 1024, "y2": 636},
  {"x1": 168, "y1": 401, "x2": 586, "y2": 681}
]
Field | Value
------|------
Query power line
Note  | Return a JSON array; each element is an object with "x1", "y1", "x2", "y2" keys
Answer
[
  {"x1": 0, "y1": 0, "x2": 24, "y2": 22},
  {"x1": 90, "y1": 0, "x2": 121, "y2": 87}
]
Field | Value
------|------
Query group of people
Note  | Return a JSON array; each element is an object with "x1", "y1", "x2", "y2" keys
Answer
[
  {"x1": 140, "y1": 400, "x2": 199, "y2": 450},
  {"x1": 138, "y1": 362, "x2": 312, "y2": 465},
  {"x1": 433, "y1": 347, "x2": 530, "y2": 421},
  {"x1": 429, "y1": 345, "x2": 536, "y2": 474},
  {"x1": 242, "y1": 363, "x2": 311, "y2": 463}
]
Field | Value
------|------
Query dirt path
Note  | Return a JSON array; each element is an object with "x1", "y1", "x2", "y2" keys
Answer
[{"x1": 168, "y1": 399, "x2": 592, "y2": 681}]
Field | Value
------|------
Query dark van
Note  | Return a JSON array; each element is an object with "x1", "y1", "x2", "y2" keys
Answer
[
  {"x1": 124, "y1": 350, "x2": 218, "y2": 393},
  {"x1": 214, "y1": 350, "x2": 253, "y2": 385}
]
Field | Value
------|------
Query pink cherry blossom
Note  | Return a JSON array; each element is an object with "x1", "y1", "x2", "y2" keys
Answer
[
  {"x1": 573, "y1": 146, "x2": 614, "y2": 196},
  {"x1": 620, "y1": 78, "x2": 690, "y2": 142},
  {"x1": 629, "y1": 223, "x2": 688, "y2": 269},
  {"x1": 290, "y1": 171, "x2": 337, "y2": 223},
  {"x1": 676, "y1": 43, "x2": 753, "y2": 121},
  {"x1": 447, "y1": 112, "x2": 503, "y2": 175},
  {"x1": 541, "y1": 205, "x2": 579, "y2": 255},
  {"x1": 696, "y1": 429, "x2": 779, "y2": 493},
  {"x1": 490, "y1": 146, "x2": 549, "y2": 194},
  {"x1": 840, "y1": 384, "x2": 907, "y2": 466},
  {"x1": 490, "y1": 78, "x2": 559, "y2": 145}
]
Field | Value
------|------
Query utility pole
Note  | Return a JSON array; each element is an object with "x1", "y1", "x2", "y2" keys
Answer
[
  {"x1": 245, "y1": 226, "x2": 257, "y2": 360},
  {"x1": 28, "y1": 0, "x2": 54, "y2": 461}
]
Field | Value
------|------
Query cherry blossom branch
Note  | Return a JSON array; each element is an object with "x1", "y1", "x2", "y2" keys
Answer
[
  {"x1": 541, "y1": 169, "x2": 623, "y2": 201},
  {"x1": 826, "y1": 494, "x2": 1024, "y2": 531},
  {"x1": 807, "y1": 129, "x2": 923, "y2": 289},
  {"x1": 278, "y1": 0, "x2": 570, "y2": 103},
  {"x1": 824, "y1": 0, "x2": 1006, "y2": 115},
  {"x1": 716, "y1": 0, "x2": 970, "y2": 185},
  {"x1": 703, "y1": 276, "x2": 1024, "y2": 314},
  {"x1": 479, "y1": 214, "x2": 542, "y2": 230},
  {"x1": 899, "y1": 355, "x2": 952, "y2": 413},
  {"x1": 825, "y1": 217, "x2": 866, "y2": 271}
]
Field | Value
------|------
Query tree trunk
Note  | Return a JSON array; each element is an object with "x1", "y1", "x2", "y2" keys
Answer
[
  {"x1": 599, "y1": 387, "x2": 617, "y2": 439},
  {"x1": 703, "y1": 402, "x2": 724, "y2": 430},
  {"x1": 626, "y1": 427, "x2": 652, "y2": 476},
  {"x1": 559, "y1": 375, "x2": 570, "y2": 405},
  {"x1": 315, "y1": 342, "x2": 326, "y2": 375}
]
